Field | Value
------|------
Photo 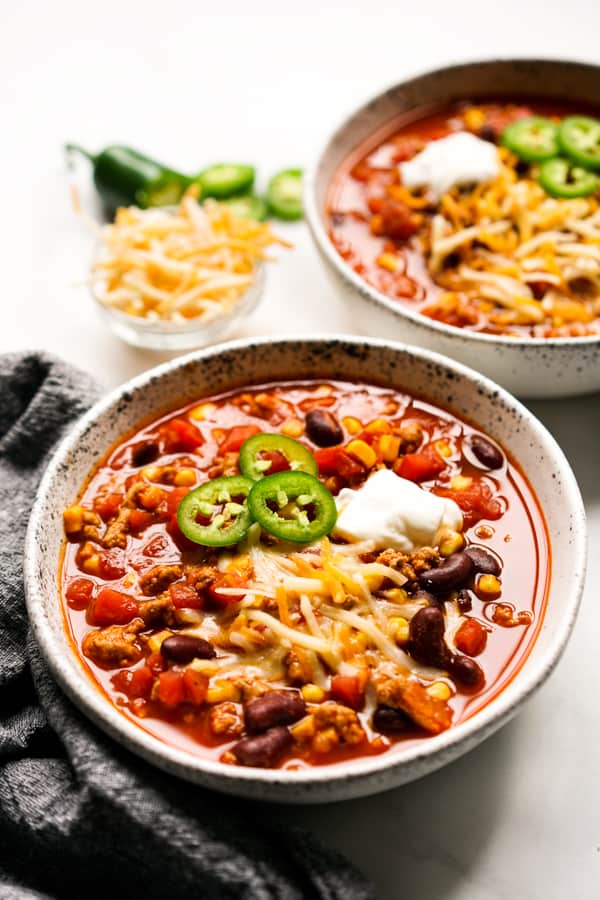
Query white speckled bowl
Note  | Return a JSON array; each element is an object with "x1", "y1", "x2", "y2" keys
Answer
[
  {"x1": 24, "y1": 336, "x2": 586, "y2": 803},
  {"x1": 305, "y1": 59, "x2": 600, "y2": 398}
]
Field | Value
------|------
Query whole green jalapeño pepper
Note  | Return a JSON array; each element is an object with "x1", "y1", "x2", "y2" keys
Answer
[
  {"x1": 239, "y1": 434, "x2": 318, "y2": 481},
  {"x1": 177, "y1": 475, "x2": 254, "y2": 547},
  {"x1": 247, "y1": 471, "x2": 337, "y2": 543},
  {"x1": 66, "y1": 143, "x2": 192, "y2": 219}
]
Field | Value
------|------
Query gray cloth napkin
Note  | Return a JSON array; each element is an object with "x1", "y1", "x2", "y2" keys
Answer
[{"x1": 0, "y1": 351, "x2": 374, "y2": 900}]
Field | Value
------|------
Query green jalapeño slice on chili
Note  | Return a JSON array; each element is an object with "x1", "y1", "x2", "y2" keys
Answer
[
  {"x1": 501, "y1": 116, "x2": 559, "y2": 163},
  {"x1": 177, "y1": 475, "x2": 254, "y2": 547},
  {"x1": 538, "y1": 157, "x2": 599, "y2": 199},
  {"x1": 558, "y1": 116, "x2": 600, "y2": 170},
  {"x1": 248, "y1": 472, "x2": 337, "y2": 543},
  {"x1": 239, "y1": 434, "x2": 318, "y2": 481}
]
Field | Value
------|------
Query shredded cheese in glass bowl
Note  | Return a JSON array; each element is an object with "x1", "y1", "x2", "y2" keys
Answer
[{"x1": 89, "y1": 191, "x2": 290, "y2": 349}]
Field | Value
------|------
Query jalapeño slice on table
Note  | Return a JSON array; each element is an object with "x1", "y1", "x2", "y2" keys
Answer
[
  {"x1": 177, "y1": 475, "x2": 254, "y2": 546},
  {"x1": 266, "y1": 169, "x2": 303, "y2": 220},
  {"x1": 220, "y1": 195, "x2": 268, "y2": 221},
  {"x1": 558, "y1": 116, "x2": 600, "y2": 171},
  {"x1": 239, "y1": 434, "x2": 318, "y2": 481},
  {"x1": 195, "y1": 164, "x2": 255, "y2": 199},
  {"x1": 248, "y1": 471, "x2": 337, "y2": 543},
  {"x1": 501, "y1": 116, "x2": 559, "y2": 163},
  {"x1": 538, "y1": 157, "x2": 599, "y2": 199}
]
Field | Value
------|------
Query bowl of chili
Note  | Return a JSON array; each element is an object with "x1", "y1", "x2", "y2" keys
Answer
[
  {"x1": 24, "y1": 336, "x2": 585, "y2": 802},
  {"x1": 305, "y1": 58, "x2": 600, "y2": 397}
]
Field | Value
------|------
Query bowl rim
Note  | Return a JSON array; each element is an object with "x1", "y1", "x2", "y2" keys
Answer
[
  {"x1": 304, "y1": 56, "x2": 600, "y2": 349},
  {"x1": 24, "y1": 334, "x2": 587, "y2": 791}
]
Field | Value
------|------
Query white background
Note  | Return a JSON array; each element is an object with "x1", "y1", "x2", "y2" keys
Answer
[{"x1": 4, "y1": 2, "x2": 600, "y2": 897}]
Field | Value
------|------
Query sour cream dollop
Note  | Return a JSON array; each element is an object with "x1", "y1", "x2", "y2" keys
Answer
[
  {"x1": 399, "y1": 132, "x2": 501, "y2": 201},
  {"x1": 333, "y1": 468, "x2": 462, "y2": 552}
]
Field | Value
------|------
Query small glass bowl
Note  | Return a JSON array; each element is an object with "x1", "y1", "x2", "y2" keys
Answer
[{"x1": 90, "y1": 260, "x2": 266, "y2": 351}]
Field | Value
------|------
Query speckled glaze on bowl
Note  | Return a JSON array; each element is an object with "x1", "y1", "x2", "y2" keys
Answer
[
  {"x1": 305, "y1": 59, "x2": 600, "y2": 398},
  {"x1": 24, "y1": 336, "x2": 586, "y2": 803}
]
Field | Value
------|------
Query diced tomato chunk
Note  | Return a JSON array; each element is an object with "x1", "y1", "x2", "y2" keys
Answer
[
  {"x1": 396, "y1": 446, "x2": 446, "y2": 482},
  {"x1": 128, "y1": 509, "x2": 154, "y2": 533},
  {"x1": 435, "y1": 480, "x2": 502, "y2": 525},
  {"x1": 160, "y1": 418, "x2": 204, "y2": 453},
  {"x1": 169, "y1": 582, "x2": 204, "y2": 610},
  {"x1": 113, "y1": 665, "x2": 154, "y2": 700},
  {"x1": 98, "y1": 549, "x2": 127, "y2": 580},
  {"x1": 219, "y1": 424, "x2": 261, "y2": 455},
  {"x1": 65, "y1": 577, "x2": 95, "y2": 610},
  {"x1": 147, "y1": 651, "x2": 167, "y2": 674},
  {"x1": 455, "y1": 618, "x2": 489, "y2": 657},
  {"x1": 89, "y1": 587, "x2": 139, "y2": 626},
  {"x1": 314, "y1": 447, "x2": 364, "y2": 479},
  {"x1": 157, "y1": 670, "x2": 187, "y2": 706},
  {"x1": 142, "y1": 534, "x2": 170, "y2": 558},
  {"x1": 94, "y1": 492, "x2": 124, "y2": 521},
  {"x1": 183, "y1": 669, "x2": 209, "y2": 704},
  {"x1": 208, "y1": 573, "x2": 247, "y2": 608},
  {"x1": 260, "y1": 449, "x2": 290, "y2": 474},
  {"x1": 167, "y1": 514, "x2": 197, "y2": 552},
  {"x1": 166, "y1": 486, "x2": 190, "y2": 518},
  {"x1": 330, "y1": 674, "x2": 366, "y2": 710}
]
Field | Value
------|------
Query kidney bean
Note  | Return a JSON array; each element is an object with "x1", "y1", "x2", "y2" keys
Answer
[
  {"x1": 469, "y1": 435, "x2": 504, "y2": 470},
  {"x1": 305, "y1": 409, "x2": 343, "y2": 447},
  {"x1": 464, "y1": 545, "x2": 502, "y2": 576},
  {"x1": 408, "y1": 606, "x2": 450, "y2": 668},
  {"x1": 373, "y1": 706, "x2": 413, "y2": 734},
  {"x1": 456, "y1": 589, "x2": 473, "y2": 614},
  {"x1": 448, "y1": 654, "x2": 485, "y2": 689},
  {"x1": 244, "y1": 690, "x2": 306, "y2": 733},
  {"x1": 419, "y1": 552, "x2": 474, "y2": 593},
  {"x1": 412, "y1": 588, "x2": 438, "y2": 605},
  {"x1": 232, "y1": 726, "x2": 292, "y2": 767},
  {"x1": 160, "y1": 634, "x2": 216, "y2": 663},
  {"x1": 131, "y1": 439, "x2": 160, "y2": 467}
]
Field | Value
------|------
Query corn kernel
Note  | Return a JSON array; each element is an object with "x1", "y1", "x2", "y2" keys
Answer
[
  {"x1": 390, "y1": 616, "x2": 409, "y2": 645},
  {"x1": 206, "y1": 681, "x2": 241, "y2": 704},
  {"x1": 301, "y1": 684, "x2": 326, "y2": 703},
  {"x1": 427, "y1": 681, "x2": 452, "y2": 701},
  {"x1": 342, "y1": 416, "x2": 362, "y2": 435},
  {"x1": 147, "y1": 630, "x2": 173, "y2": 654},
  {"x1": 364, "y1": 418, "x2": 392, "y2": 435},
  {"x1": 82, "y1": 555, "x2": 101, "y2": 576},
  {"x1": 476, "y1": 574, "x2": 502, "y2": 600},
  {"x1": 435, "y1": 439, "x2": 453, "y2": 458},
  {"x1": 363, "y1": 571, "x2": 384, "y2": 592},
  {"x1": 439, "y1": 529, "x2": 465, "y2": 557},
  {"x1": 141, "y1": 465, "x2": 161, "y2": 482},
  {"x1": 464, "y1": 107, "x2": 486, "y2": 132},
  {"x1": 346, "y1": 439, "x2": 377, "y2": 468},
  {"x1": 378, "y1": 434, "x2": 401, "y2": 462},
  {"x1": 173, "y1": 468, "x2": 196, "y2": 486},
  {"x1": 450, "y1": 475, "x2": 472, "y2": 491},
  {"x1": 291, "y1": 714, "x2": 316, "y2": 742},
  {"x1": 63, "y1": 506, "x2": 85, "y2": 534},
  {"x1": 189, "y1": 402, "x2": 216, "y2": 421},
  {"x1": 376, "y1": 253, "x2": 399, "y2": 272},
  {"x1": 281, "y1": 417, "x2": 304, "y2": 437},
  {"x1": 384, "y1": 587, "x2": 409, "y2": 604}
]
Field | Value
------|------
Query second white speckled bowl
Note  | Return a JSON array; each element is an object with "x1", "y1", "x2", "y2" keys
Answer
[
  {"x1": 305, "y1": 58, "x2": 600, "y2": 398},
  {"x1": 24, "y1": 336, "x2": 586, "y2": 802}
]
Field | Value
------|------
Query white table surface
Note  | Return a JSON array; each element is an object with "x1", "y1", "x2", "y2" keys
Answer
[{"x1": 5, "y1": 1, "x2": 600, "y2": 896}]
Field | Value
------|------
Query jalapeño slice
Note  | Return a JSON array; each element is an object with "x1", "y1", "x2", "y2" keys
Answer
[
  {"x1": 195, "y1": 164, "x2": 255, "y2": 199},
  {"x1": 501, "y1": 116, "x2": 558, "y2": 163},
  {"x1": 177, "y1": 475, "x2": 253, "y2": 547},
  {"x1": 220, "y1": 195, "x2": 268, "y2": 221},
  {"x1": 248, "y1": 471, "x2": 337, "y2": 543},
  {"x1": 538, "y1": 157, "x2": 598, "y2": 199},
  {"x1": 266, "y1": 169, "x2": 303, "y2": 220},
  {"x1": 239, "y1": 433, "x2": 318, "y2": 481},
  {"x1": 558, "y1": 116, "x2": 600, "y2": 171}
]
